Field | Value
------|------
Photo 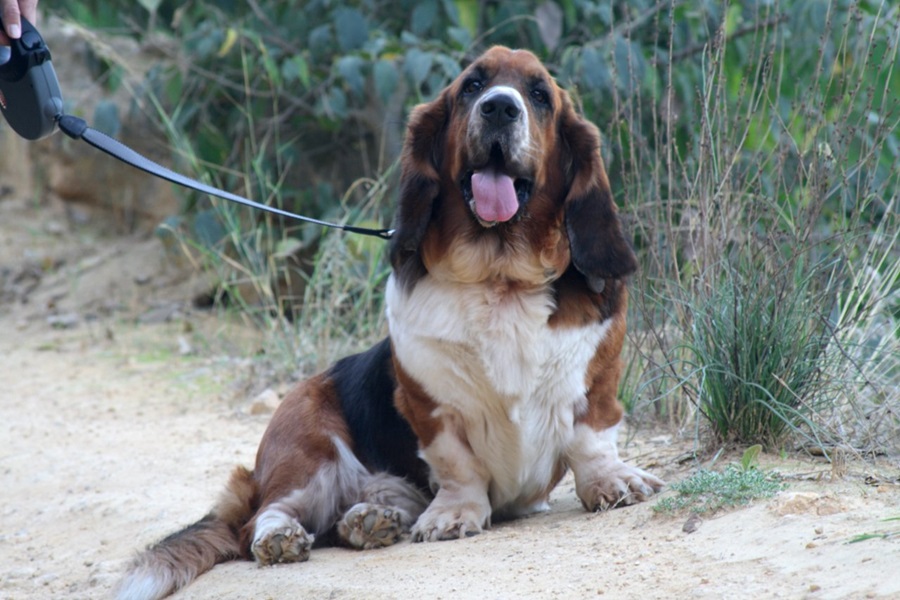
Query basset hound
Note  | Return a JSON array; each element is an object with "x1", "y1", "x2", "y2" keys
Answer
[{"x1": 117, "y1": 45, "x2": 663, "y2": 600}]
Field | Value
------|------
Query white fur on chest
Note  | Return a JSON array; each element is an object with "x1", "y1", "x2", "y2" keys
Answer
[{"x1": 386, "y1": 274, "x2": 612, "y2": 513}]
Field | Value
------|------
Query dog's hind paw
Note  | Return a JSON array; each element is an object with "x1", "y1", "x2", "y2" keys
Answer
[
  {"x1": 337, "y1": 502, "x2": 406, "y2": 549},
  {"x1": 252, "y1": 520, "x2": 313, "y2": 566}
]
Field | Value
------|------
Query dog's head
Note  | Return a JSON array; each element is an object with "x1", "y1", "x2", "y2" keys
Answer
[{"x1": 390, "y1": 46, "x2": 636, "y2": 293}]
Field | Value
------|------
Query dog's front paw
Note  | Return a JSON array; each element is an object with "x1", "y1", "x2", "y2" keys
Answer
[
  {"x1": 577, "y1": 462, "x2": 664, "y2": 511},
  {"x1": 251, "y1": 519, "x2": 314, "y2": 565},
  {"x1": 411, "y1": 500, "x2": 490, "y2": 542},
  {"x1": 337, "y1": 503, "x2": 405, "y2": 549}
]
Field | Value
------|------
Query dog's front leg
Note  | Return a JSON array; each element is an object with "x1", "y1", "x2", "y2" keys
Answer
[
  {"x1": 567, "y1": 421, "x2": 663, "y2": 511},
  {"x1": 411, "y1": 424, "x2": 492, "y2": 542},
  {"x1": 566, "y1": 339, "x2": 664, "y2": 510}
]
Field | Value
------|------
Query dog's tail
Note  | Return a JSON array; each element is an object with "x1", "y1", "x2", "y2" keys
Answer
[{"x1": 115, "y1": 466, "x2": 257, "y2": 600}]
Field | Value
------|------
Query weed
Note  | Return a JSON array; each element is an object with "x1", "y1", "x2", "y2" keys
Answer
[
  {"x1": 654, "y1": 445, "x2": 783, "y2": 515},
  {"x1": 683, "y1": 255, "x2": 837, "y2": 449},
  {"x1": 847, "y1": 517, "x2": 900, "y2": 544},
  {"x1": 625, "y1": 2, "x2": 900, "y2": 453}
]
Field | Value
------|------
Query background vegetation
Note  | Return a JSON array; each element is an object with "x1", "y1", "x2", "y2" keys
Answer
[{"x1": 52, "y1": 0, "x2": 899, "y2": 456}]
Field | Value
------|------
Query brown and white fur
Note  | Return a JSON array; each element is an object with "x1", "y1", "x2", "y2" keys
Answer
[{"x1": 116, "y1": 46, "x2": 663, "y2": 600}]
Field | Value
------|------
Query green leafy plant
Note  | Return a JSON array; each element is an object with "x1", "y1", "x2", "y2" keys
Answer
[{"x1": 654, "y1": 447, "x2": 784, "y2": 515}]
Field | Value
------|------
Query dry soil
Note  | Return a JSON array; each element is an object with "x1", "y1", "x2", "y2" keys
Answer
[{"x1": 1, "y1": 192, "x2": 898, "y2": 600}]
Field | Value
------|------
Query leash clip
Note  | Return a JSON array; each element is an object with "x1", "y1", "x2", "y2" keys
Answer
[{"x1": 0, "y1": 16, "x2": 63, "y2": 140}]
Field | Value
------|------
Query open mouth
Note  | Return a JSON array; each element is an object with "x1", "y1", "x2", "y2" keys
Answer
[{"x1": 460, "y1": 146, "x2": 533, "y2": 227}]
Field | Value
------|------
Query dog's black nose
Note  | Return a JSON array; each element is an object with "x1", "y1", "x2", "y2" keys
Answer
[{"x1": 480, "y1": 94, "x2": 520, "y2": 127}]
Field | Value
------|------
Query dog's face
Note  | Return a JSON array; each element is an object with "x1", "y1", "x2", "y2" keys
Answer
[
  {"x1": 449, "y1": 47, "x2": 559, "y2": 226},
  {"x1": 391, "y1": 46, "x2": 637, "y2": 293}
]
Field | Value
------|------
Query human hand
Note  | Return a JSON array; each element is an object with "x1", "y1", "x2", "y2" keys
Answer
[{"x1": 1, "y1": 0, "x2": 39, "y2": 46}]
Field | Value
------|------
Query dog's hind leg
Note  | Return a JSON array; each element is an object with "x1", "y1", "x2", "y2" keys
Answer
[
  {"x1": 245, "y1": 376, "x2": 371, "y2": 565},
  {"x1": 249, "y1": 435, "x2": 373, "y2": 564},
  {"x1": 336, "y1": 473, "x2": 429, "y2": 549}
]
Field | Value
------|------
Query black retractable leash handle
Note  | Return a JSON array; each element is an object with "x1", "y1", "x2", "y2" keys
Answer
[{"x1": 0, "y1": 17, "x2": 393, "y2": 240}]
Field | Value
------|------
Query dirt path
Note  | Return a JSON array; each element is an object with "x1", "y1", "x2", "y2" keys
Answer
[{"x1": 1, "y1": 195, "x2": 899, "y2": 599}]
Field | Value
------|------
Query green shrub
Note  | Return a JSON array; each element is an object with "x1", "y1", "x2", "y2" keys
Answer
[
  {"x1": 685, "y1": 257, "x2": 834, "y2": 448},
  {"x1": 51, "y1": 1, "x2": 900, "y2": 446}
]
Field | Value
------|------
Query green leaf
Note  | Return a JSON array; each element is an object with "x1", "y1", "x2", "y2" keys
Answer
[
  {"x1": 581, "y1": 46, "x2": 611, "y2": 91},
  {"x1": 447, "y1": 26, "x2": 472, "y2": 49},
  {"x1": 192, "y1": 209, "x2": 227, "y2": 249},
  {"x1": 613, "y1": 36, "x2": 646, "y2": 96},
  {"x1": 404, "y1": 48, "x2": 433, "y2": 88},
  {"x1": 741, "y1": 445, "x2": 763, "y2": 471},
  {"x1": 724, "y1": 4, "x2": 742, "y2": 37},
  {"x1": 337, "y1": 55, "x2": 366, "y2": 99},
  {"x1": 434, "y1": 53, "x2": 462, "y2": 81},
  {"x1": 560, "y1": 0, "x2": 577, "y2": 30},
  {"x1": 163, "y1": 69, "x2": 183, "y2": 106},
  {"x1": 308, "y1": 24, "x2": 333, "y2": 59},
  {"x1": 454, "y1": 0, "x2": 479, "y2": 37},
  {"x1": 261, "y1": 50, "x2": 282, "y2": 88},
  {"x1": 411, "y1": 0, "x2": 438, "y2": 36},
  {"x1": 318, "y1": 86, "x2": 348, "y2": 120},
  {"x1": 535, "y1": 1, "x2": 563, "y2": 52},
  {"x1": 373, "y1": 59, "x2": 399, "y2": 105},
  {"x1": 274, "y1": 237, "x2": 304, "y2": 258},
  {"x1": 92, "y1": 100, "x2": 121, "y2": 138},
  {"x1": 440, "y1": 0, "x2": 460, "y2": 26},
  {"x1": 282, "y1": 55, "x2": 311, "y2": 90},
  {"x1": 334, "y1": 7, "x2": 369, "y2": 53}
]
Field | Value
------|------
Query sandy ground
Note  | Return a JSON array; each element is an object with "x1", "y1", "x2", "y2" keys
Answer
[{"x1": 1, "y1": 193, "x2": 899, "y2": 600}]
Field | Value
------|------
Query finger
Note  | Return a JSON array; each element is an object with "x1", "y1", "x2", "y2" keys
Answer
[
  {"x1": 1, "y1": 0, "x2": 22, "y2": 40},
  {"x1": 19, "y1": 0, "x2": 37, "y2": 25}
]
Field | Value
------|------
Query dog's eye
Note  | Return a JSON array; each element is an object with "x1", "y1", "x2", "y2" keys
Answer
[
  {"x1": 463, "y1": 79, "x2": 484, "y2": 95},
  {"x1": 530, "y1": 88, "x2": 549, "y2": 105}
]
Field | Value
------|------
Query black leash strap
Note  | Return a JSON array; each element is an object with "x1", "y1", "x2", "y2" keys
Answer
[
  {"x1": 56, "y1": 115, "x2": 394, "y2": 239},
  {"x1": 0, "y1": 17, "x2": 393, "y2": 240}
]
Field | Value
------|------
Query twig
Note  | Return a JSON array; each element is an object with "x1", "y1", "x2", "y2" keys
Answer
[{"x1": 671, "y1": 13, "x2": 789, "y2": 63}]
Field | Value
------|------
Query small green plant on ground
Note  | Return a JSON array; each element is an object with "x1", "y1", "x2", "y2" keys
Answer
[
  {"x1": 654, "y1": 445, "x2": 784, "y2": 515},
  {"x1": 847, "y1": 517, "x2": 900, "y2": 544}
]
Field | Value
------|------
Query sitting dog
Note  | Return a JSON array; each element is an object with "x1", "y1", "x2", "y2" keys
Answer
[{"x1": 117, "y1": 45, "x2": 663, "y2": 600}]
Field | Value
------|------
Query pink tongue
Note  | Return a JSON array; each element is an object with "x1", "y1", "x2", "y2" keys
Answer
[{"x1": 471, "y1": 171, "x2": 518, "y2": 223}]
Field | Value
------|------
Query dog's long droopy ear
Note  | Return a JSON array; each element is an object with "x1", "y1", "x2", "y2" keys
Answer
[
  {"x1": 559, "y1": 96, "x2": 637, "y2": 293},
  {"x1": 389, "y1": 92, "x2": 449, "y2": 287}
]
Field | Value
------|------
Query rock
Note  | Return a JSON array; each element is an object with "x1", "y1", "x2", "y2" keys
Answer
[
  {"x1": 47, "y1": 312, "x2": 80, "y2": 329},
  {"x1": 682, "y1": 513, "x2": 702, "y2": 533},
  {"x1": 773, "y1": 492, "x2": 845, "y2": 516},
  {"x1": 177, "y1": 336, "x2": 193, "y2": 356},
  {"x1": 244, "y1": 388, "x2": 281, "y2": 416}
]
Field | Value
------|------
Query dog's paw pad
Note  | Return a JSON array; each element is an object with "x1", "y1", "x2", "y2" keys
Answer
[
  {"x1": 338, "y1": 503, "x2": 404, "y2": 549},
  {"x1": 252, "y1": 524, "x2": 313, "y2": 565}
]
